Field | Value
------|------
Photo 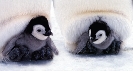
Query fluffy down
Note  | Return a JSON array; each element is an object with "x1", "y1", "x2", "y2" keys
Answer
[
  {"x1": 0, "y1": 0, "x2": 51, "y2": 60},
  {"x1": 54, "y1": 0, "x2": 133, "y2": 52}
]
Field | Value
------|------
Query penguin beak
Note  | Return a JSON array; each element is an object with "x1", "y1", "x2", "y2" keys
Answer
[
  {"x1": 44, "y1": 30, "x2": 53, "y2": 36},
  {"x1": 91, "y1": 37, "x2": 98, "y2": 42}
]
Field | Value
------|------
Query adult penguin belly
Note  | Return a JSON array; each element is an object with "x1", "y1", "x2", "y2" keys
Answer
[{"x1": 54, "y1": 0, "x2": 133, "y2": 53}]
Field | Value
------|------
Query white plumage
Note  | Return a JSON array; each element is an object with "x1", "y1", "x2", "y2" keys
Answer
[{"x1": 54, "y1": 0, "x2": 133, "y2": 52}]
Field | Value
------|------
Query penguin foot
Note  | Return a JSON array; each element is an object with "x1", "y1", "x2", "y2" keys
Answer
[
  {"x1": 31, "y1": 46, "x2": 53, "y2": 61},
  {"x1": 78, "y1": 39, "x2": 121, "y2": 55},
  {"x1": 103, "y1": 40, "x2": 121, "y2": 54},
  {"x1": 8, "y1": 46, "x2": 53, "y2": 61},
  {"x1": 78, "y1": 41, "x2": 99, "y2": 54},
  {"x1": 8, "y1": 46, "x2": 29, "y2": 62}
]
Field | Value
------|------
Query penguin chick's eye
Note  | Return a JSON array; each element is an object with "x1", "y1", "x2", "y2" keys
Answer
[
  {"x1": 32, "y1": 25, "x2": 48, "y2": 40},
  {"x1": 96, "y1": 34, "x2": 102, "y2": 39},
  {"x1": 99, "y1": 34, "x2": 102, "y2": 37},
  {"x1": 37, "y1": 29, "x2": 41, "y2": 32},
  {"x1": 32, "y1": 25, "x2": 46, "y2": 36},
  {"x1": 96, "y1": 31, "x2": 103, "y2": 39}
]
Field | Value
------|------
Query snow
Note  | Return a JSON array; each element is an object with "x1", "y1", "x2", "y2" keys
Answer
[{"x1": 0, "y1": 4, "x2": 133, "y2": 71}]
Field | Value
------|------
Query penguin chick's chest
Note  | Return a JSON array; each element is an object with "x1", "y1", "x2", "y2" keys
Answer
[{"x1": 16, "y1": 34, "x2": 47, "y2": 52}]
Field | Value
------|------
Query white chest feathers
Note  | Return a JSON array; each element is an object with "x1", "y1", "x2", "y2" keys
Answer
[{"x1": 32, "y1": 25, "x2": 48, "y2": 40}]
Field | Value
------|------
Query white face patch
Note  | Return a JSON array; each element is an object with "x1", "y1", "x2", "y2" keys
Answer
[
  {"x1": 93, "y1": 30, "x2": 107, "y2": 44},
  {"x1": 89, "y1": 29, "x2": 92, "y2": 39},
  {"x1": 89, "y1": 29, "x2": 91, "y2": 36},
  {"x1": 32, "y1": 25, "x2": 48, "y2": 40}
]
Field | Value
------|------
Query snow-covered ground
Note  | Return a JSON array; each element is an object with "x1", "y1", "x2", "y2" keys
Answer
[{"x1": 0, "y1": 4, "x2": 133, "y2": 71}]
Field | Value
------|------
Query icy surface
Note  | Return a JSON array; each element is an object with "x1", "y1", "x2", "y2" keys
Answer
[{"x1": 0, "y1": 6, "x2": 133, "y2": 71}]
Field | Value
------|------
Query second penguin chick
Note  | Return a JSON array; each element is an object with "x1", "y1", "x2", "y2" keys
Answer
[{"x1": 88, "y1": 20, "x2": 121, "y2": 54}]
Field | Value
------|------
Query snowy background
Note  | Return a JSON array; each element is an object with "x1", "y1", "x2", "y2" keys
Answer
[{"x1": 0, "y1": 4, "x2": 133, "y2": 71}]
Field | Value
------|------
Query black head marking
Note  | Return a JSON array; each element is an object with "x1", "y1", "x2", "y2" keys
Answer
[
  {"x1": 89, "y1": 20, "x2": 111, "y2": 38},
  {"x1": 24, "y1": 16, "x2": 51, "y2": 34}
]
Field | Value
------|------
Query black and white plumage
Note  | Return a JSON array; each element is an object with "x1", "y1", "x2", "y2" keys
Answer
[
  {"x1": 88, "y1": 20, "x2": 121, "y2": 54},
  {"x1": 75, "y1": 20, "x2": 121, "y2": 55},
  {"x1": 89, "y1": 20, "x2": 113, "y2": 49},
  {"x1": 2, "y1": 16, "x2": 58, "y2": 61}
]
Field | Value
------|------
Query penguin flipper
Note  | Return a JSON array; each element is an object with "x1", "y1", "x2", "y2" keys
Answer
[
  {"x1": 2, "y1": 34, "x2": 23, "y2": 56},
  {"x1": 46, "y1": 37, "x2": 59, "y2": 55},
  {"x1": 74, "y1": 32, "x2": 89, "y2": 54}
]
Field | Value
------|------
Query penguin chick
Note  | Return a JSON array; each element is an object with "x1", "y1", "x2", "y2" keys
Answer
[
  {"x1": 74, "y1": 20, "x2": 112, "y2": 54},
  {"x1": 89, "y1": 20, "x2": 114, "y2": 50},
  {"x1": 74, "y1": 20, "x2": 121, "y2": 55},
  {"x1": 2, "y1": 16, "x2": 58, "y2": 61},
  {"x1": 88, "y1": 20, "x2": 122, "y2": 55}
]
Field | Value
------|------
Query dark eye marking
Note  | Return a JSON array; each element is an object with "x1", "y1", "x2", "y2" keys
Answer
[
  {"x1": 99, "y1": 34, "x2": 102, "y2": 36},
  {"x1": 37, "y1": 29, "x2": 41, "y2": 32}
]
